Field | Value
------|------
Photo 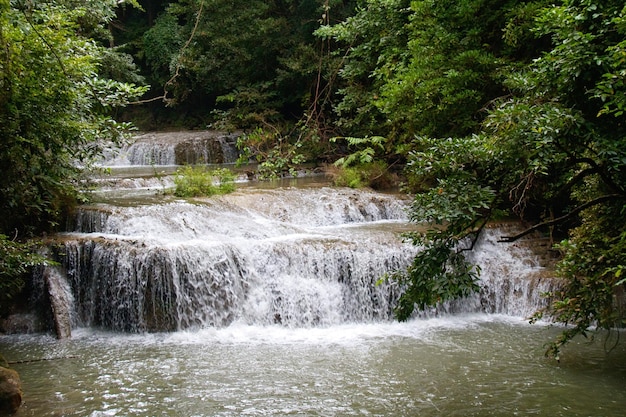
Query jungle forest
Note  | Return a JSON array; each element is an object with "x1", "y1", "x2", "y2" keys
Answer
[{"x1": 1, "y1": 0, "x2": 626, "y2": 361}]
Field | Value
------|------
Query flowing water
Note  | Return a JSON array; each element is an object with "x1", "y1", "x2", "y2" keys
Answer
[
  {"x1": 2, "y1": 318, "x2": 626, "y2": 416},
  {"x1": 98, "y1": 131, "x2": 240, "y2": 166},
  {"x1": 2, "y1": 132, "x2": 625, "y2": 416}
]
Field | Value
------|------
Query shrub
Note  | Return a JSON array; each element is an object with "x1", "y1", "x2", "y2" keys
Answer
[
  {"x1": 0, "y1": 235, "x2": 49, "y2": 316},
  {"x1": 330, "y1": 161, "x2": 396, "y2": 190},
  {"x1": 173, "y1": 166, "x2": 236, "y2": 197}
]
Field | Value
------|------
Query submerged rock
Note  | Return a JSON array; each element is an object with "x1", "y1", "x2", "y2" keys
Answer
[
  {"x1": 0, "y1": 313, "x2": 42, "y2": 334},
  {"x1": 0, "y1": 356, "x2": 22, "y2": 415}
]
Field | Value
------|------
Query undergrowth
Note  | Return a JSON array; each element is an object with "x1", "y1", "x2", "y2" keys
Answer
[{"x1": 173, "y1": 166, "x2": 236, "y2": 197}]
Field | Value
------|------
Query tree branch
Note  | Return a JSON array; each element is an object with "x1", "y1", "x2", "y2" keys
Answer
[
  {"x1": 571, "y1": 157, "x2": 623, "y2": 193},
  {"x1": 499, "y1": 194, "x2": 625, "y2": 242},
  {"x1": 458, "y1": 218, "x2": 488, "y2": 252},
  {"x1": 129, "y1": 0, "x2": 205, "y2": 106},
  {"x1": 549, "y1": 166, "x2": 596, "y2": 203}
]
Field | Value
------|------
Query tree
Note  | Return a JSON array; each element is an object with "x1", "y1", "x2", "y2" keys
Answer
[
  {"x1": 141, "y1": 0, "x2": 356, "y2": 128},
  {"x1": 318, "y1": 0, "x2": 544, "y2": 150},
  {"x1": 315, "y1": 0, "x2": 413, "y2": 141},
  {"x1": 377, "y1": 0, "x2": 513, "y2": 139},
  {"x1": 394, "y1": 0, "x2": 626, "y2": 357},
  {"x1": 0, "y1": 0, "x2": 146, "y2": 299}
]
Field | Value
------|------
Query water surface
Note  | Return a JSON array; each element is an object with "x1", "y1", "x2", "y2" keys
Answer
[{"x1": 2, "y1": 315, "x2": 625, "y2": 416}]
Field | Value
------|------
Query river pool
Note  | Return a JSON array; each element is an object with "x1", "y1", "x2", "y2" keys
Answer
[{"x1": 2, "y1": 315, "x2": 625, "y2": 416}]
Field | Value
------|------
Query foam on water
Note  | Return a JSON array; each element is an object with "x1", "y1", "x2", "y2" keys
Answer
[
  {"x1": 59, "y1": 313, "x2": 531, "y2": 348},
  {"x1": 38, "y1": 184, "x2": 560, "y2": 334},
  {"x1": 160, "y1": 314, "x2": 532, "y2": 346},
  {"x1": 4, "y1": 316, "x2": 625, "y2": 417}
]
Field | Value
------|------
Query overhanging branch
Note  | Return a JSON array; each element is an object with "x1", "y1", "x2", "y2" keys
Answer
[
  {"x1": 499, "y1": 194, "x2": 625, "y2": 242},
  {"x1": 550, "y1": 167, "x2": 596, "y2": 203}
]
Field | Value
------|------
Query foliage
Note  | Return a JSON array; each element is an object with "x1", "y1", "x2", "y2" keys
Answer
[
  {"x1": 315, "y1": 0, "x2": 412, "y2": 141},
  {"x1": 0, "y1": 0, "x2": 147, "y2": 237},
  {"x1": 135, "y1": 0, "x2": 360, "y2": 163},
  {"x1": 375, "y1": 0, "x2": 511, "y2": 139},
  {"x1": 329, "y1": 135, "x2": 397, "y2": 189},
  {"x1": 141, "y1": 0, "x2": 356, "y2": 124},
  {"x1": 0, "y1": 0, "x2": 146, "y2": 294},
  {"x1": 368, "y1": 132, "x2": 498, "y2": 314},
  {"x1": 494, "y1": 0, "x2": 626, "y2": 357},
  {"x1": 318, "y1": 0, "x2": 543, "y2": 149},
  {"x1": 330, "y1": 160, "x2": 390, "y2": 189},
  {"x1": 173, "y1": 166, "x2": 235, "y2": 197},
  {"x1": 236, "y1": 127, "x2": 308, "y2": 179},
  {"x1": 536, "y1": 203, "x2": 626, "y2": 359},
  {"x1": 0, "y1": 235, "x2": 49, "y2": 314},
  {"x1": 391, "y1": 0, "x2": 626, "y2": 356},
  {"x1": 332, "y1": 135, "x2": 387, "y2": 167},
  {"x1": 331, "y1": 166, "x2": 364, "y2": 188},
  {"x1": 142, "y1": 12, "x2": 183, "y2": 87},
  {"x1": 388, "y1": 169, "x2": 494, "y2": 317},
  {"x1": 392, "y1": 241, "x2": 481, "y2": 320}
]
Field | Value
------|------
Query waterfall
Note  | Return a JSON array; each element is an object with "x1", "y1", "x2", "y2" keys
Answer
[
  {"x1": 49, "y1": 187, "x2": 413, "y2": 332},
  {"x1": 99, "y1": 131, "x2": 240, "y2": 166},
  {"x1": 11, "y1": 128, "x2": 562, "y2": 336},
  {"x1": 466, "y1": 226, "x2": 558, "y2": 317},
  {"x1": 36, "y1": 185, "x2": 560, "y2": 334},
  {"x1": 426, "y1": 225, "x2": 559, "y2": 319}
]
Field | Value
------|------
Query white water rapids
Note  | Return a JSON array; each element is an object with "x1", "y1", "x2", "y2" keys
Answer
[
  {"x1": 50, "y1": 187, "x2": 413, "y2": 332},
  {"x1": 5, "y1": 132, "x2": 625, "y2": 417},
  {"x1": 35, "y1": 183, "x2": 557, "y2": 334}
]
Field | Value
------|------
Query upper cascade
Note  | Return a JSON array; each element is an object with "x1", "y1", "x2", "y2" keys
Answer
[{"x1": 99, "y1": 130, "x2": 241, "y2": 166}]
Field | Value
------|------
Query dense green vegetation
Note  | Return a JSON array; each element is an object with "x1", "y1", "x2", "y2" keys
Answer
[
  {"x1": 173, "y1": 166, "x2": 235, "y2": 197},
  {"x1": 319, "y1": 0, "x2": 626, "y2": 357},
  {"x1": 0, "y1": 0, "x2": 146, "y2": 304},
  {"x1": 1, "y1": 0, "x2": 624, "y2": 356}
]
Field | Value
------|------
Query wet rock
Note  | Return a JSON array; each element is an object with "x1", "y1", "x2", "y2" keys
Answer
[
  {"x1": 44, "y1": 265, "x2": 73, "y2": 339},
  {"x1": 0, "y1": 360, "x2": 22, "y2": 415},
  {"x1": 0, "y1": 313, "x2": 42, "y2": 334},
  {"x1": 102, "y1": 130, "x2": 242, "y2": 165}
]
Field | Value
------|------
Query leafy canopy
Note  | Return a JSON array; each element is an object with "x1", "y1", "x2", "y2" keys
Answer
[
  {"x1": 0, "y1": 0, "x2": 146, "y2": 298},
  {"x1": 403, "y1": 0, "x2": 626, "y2": 355}
]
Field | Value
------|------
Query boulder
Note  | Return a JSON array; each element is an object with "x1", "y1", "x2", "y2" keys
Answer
[
  {"x1": 0, "y1": 361, "x2": 22, "y2": 415},
  {"x1": 0, "y1": 313, "x2": 42, "y2": 334}
]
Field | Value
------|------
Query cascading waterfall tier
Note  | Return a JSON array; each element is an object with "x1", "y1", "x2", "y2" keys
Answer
[
  {"x1": 51, "y1": 187, "x2": 414, "y2": 332},
  {"x1": 99, "y1": 130, "x2": 241, "y2": 166},
  {"x1": 38, "y1": 186, "x2": 561, "y2": 334},
  {"x1": 426, "y1": 224, "x2": 560, "y2": 319}
]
